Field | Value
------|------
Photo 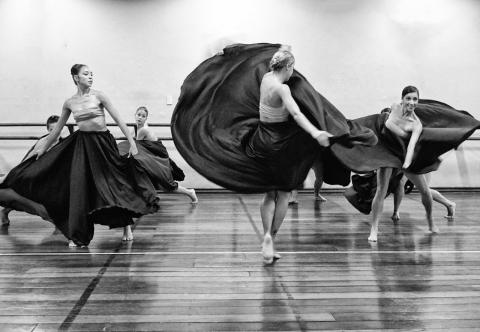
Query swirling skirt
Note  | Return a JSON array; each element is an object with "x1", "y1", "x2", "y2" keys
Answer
[
  {"x1": 171, "y1": 43, "x2": 377, "y2": 193},
  {"x1": 334, "y1": 100, "x2": 480, "y2": 174},
  {"x1": 118, "y1": 139, "x2": 181, "y2": 191},
  {"x1": 340, "y1": 100, "x2": 480, "y2": 213},
  {"x1": 0, "y1": 131, "x2": 160, "y2": 245}
]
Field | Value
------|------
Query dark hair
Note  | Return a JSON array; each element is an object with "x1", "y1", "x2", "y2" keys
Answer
[
  {"x1": 401, "y1": 85, "x2": 419, "y2": 99},
  {"x1": 269, "y1": 47, "x2": 295, "y2": 72},
  {"x1": 70, "y1": 64, "x2": 87, "y2": 85},
  {"x1": 135, "y1": 106, "x2": 149, "y2": 117},
  {"x1": 46, "y1": 115, "x2": 59, "y2": 128}
]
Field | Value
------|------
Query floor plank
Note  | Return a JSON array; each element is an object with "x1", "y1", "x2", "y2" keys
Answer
[{"x1": 0, "y1": 192, "x2": 480, "y2": 331}]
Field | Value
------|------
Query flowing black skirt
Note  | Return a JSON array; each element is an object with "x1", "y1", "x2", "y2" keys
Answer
[
  {"x1": 171, "y1": 43, "x2": 377, "y2": 193},
  {"x1": 344, "y1": 170, "x2": 404, "y2": 214},
  {"x1": 118, "y1": 140, "x2": 180, "y2": 191},
  {"x1": 339, "y1": 100, "x2": 480, "y2": 213},
  {"x1": 333, "y1": 100, "x2": 480, "y2": 174},
  {"x1": 0, "y1": 131, "x2": 160, "y2": 246}
]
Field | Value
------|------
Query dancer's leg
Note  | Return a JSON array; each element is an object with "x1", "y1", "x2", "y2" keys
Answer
[
  {"x1": 288, "y1": 189, "x2": 298, "y2": 205},
  {"x1": 0, "y1": 188, "x2": 50, "y2": 221},
  {"x1": 1, "y1": 208, "x2": 12, "y2": 226},
  {"x1": 260, "y1": 191, "x2": 276, "y2": 263},
  {"x1": 405, "y1": 172, "x2": 438, "y2": 233},
  {"x1": 271, "y1": 191, "x2": 290, "y2": 260},
  {"x1": 122, "y1": 225, "x2": 133, "y2": 241},
  {"x1": 391, "y1": 175, "x2": 407, "y2": 224},
  {"x1": 424, "y1": 173, "x2": 455, "y2": 220},
  {"x1": 312, "y1": 159, "x2": 326, "y2": 202},
  {"x1": 369, "y1": 168, "x2": 393, "y2": 242}
]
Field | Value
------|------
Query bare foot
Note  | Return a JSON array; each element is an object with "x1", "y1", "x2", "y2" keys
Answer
[
  {"x1": 188, "y1": 189, "x2": 198, "y2": 204},
  {"x1": 444, "y1": 202, "x2": 456, "y2": 221},
  {"x1": 314, "y1": 194, "x2": 327, "y2": 202},
  {"x1": 262, "y1": 234, "x2": 274, "y2": 264},
  {"x1": 34, "y1": 204, "x2": 51, "y2": 222},
  {"x1": 68, "y1": 240, "x2": 87, "y2": 248},
  {"x1": 122, "y1": 226, "x2": 133, "y2": 241},
  {"x1": 288, "y1": 190, "x2": 298, "y2": 205},
  {"x1": 1, "y1": 209, "x2": 10, "y2": 226},
  {"x1": 368, "y1": 226, "x2": 378, "y2": 242},
  {"x1": 429, "y1": 225, "x2": 440, "y2": 234},
  {"x1": 391, "y1": 212, "x2": 400, "y2": 225}
]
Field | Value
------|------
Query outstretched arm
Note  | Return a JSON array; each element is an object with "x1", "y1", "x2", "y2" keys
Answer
[
  {"x1": 97, "y1": 91, "x2": 138, "y2": 156},
  {"x1": 278, "y1": 85, "x2": 332, "y2": 147},
  {"x1": 36, "y1": 102, "x2": 70, "y2": 159}
]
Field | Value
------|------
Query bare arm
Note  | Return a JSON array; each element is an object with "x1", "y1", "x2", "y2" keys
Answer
[
  {"x1": 385, "y1": 103, "x2": 408, "y2": 137},
  {"x1": 36, "y1": 102, "x2": 70, "y2": 159},
  {"x1": 278, "y1": 85, "x2": 331, "y2": 146},
  {"x1": 385, "y1": 118, "x2": 407, "y2": 137},
  {"x1": 97, "y1": 91, "x2": 137, "y2": 156},
  {"x1": 403, "y1": 115, "x2": 422, "y2": 169}
]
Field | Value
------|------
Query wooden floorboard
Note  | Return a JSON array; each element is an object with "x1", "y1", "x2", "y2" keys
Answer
[{"x1": 1, "y1": 192, "x2": 480, "y2": 331}]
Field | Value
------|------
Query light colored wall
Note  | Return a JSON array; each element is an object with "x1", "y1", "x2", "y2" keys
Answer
[{"x1": 1, "y1": 0, "x2": 479, "y2": 188}]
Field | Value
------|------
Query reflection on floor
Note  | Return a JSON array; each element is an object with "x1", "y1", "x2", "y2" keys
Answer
[{"x1": 1, "y1": 192, "x2": 480, "y2": 331}]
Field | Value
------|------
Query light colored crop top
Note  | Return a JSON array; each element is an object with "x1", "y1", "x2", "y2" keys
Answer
[
  {"x1": 259, "y1": 102, "x2": 290, "y2": 123},
  {"x1": 70, "y1": 94, "x2": 105, "y2": 122}
]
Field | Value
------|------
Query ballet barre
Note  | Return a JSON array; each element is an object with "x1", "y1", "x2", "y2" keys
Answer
[{"x1": 0, "y1": 122, "x2": 173, "y2": 141}]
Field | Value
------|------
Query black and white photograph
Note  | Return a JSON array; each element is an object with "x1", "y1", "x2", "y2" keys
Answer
[{"x1": 1, "y1": 0, "x2": 480, "y2": 331}]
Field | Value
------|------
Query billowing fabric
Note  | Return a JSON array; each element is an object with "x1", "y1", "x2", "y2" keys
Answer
[
  {"x1": 171, "y1": 43, "x2": 376, "y2": 193},
  {"x1": 340, "y1": 100, "x2": 480, "y2": 214},
  {"x1": 118, "y1": 139, "x2": 180, "y2": 191},
  {"x1": 344, "y1": 170, "x2": 404, "y2": 214},
  {"x1": 333, "y1": 100, "x2": 480, "y2": 174},
  {"x1": 0, "y1": 131, "x2": 160, "y2": 246}
]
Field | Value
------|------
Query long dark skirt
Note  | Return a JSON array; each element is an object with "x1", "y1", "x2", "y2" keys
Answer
[
  {"x1": 244, "y1": 121, "x2": 320, "y2": 191},
  {"x1": 333, "y1": 101, "x2": 480, "y2": 174},
  {"x1": 344, "y1": 170, "x2": 404, "y2": 214},
  {"x1": 171, "y1": 43, "x2": 377, "y2": 193},
  {"x1": 0, "y1": 130, "x2": 160, "y2": 246},
  {"x1": 118, "y1": 140, "x2": 180, "y2": 191},
  {"x1": 339, "y1": 101, "x2": 480, "y2": 213}
]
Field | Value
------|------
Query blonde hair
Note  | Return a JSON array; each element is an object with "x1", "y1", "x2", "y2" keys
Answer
[{"x1": 269, "y1": 45, "x2": 294, "y2": 71}]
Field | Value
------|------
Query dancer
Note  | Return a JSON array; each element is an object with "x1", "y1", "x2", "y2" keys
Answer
[
  {"x1": 117, "y1": 106, "x2": 197, "y2": 203},
  {"x1": 1, "y1": 115, "x2": 63, "y2": 226},
  {"x1": 171, "y1": 43, "x2": 377, "y2": 264},
  {"x1": 0, "y1": 188, "x2": 51, "y2": 222},
  {"x1": 0, "y1": 64, "x2": 160, "y2": 246},
  {"x1": 253, "y1": 46, "x2": 331, "y2": 263},
  {"x1": 335, "y1": 86, "x2": 480, "y2": 241}
]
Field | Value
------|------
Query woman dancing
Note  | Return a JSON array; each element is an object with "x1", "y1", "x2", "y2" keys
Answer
[
  {"x1": 118, "y1": 106, "x2": 197, "y2": 203},
  {"x1": 171, "y1": 43, "x2": 377, "y2": 264},
  {"x1": 1, "y1": 115, "x2": 63, "y2": 226},
  {"x1": 252, "y1": 47, "x2": 331, "y2": 263},
  {"x1": 0, "y1": 64, "x2": 160, "y2": 246},
  {"x1": 335, "y1": 86, "x2": 479, "y2": 241}
]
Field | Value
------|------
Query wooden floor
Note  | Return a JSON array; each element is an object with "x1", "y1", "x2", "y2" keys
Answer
[{"x1": 1, "y1": 192, "x2": 480, "y2": 331}]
